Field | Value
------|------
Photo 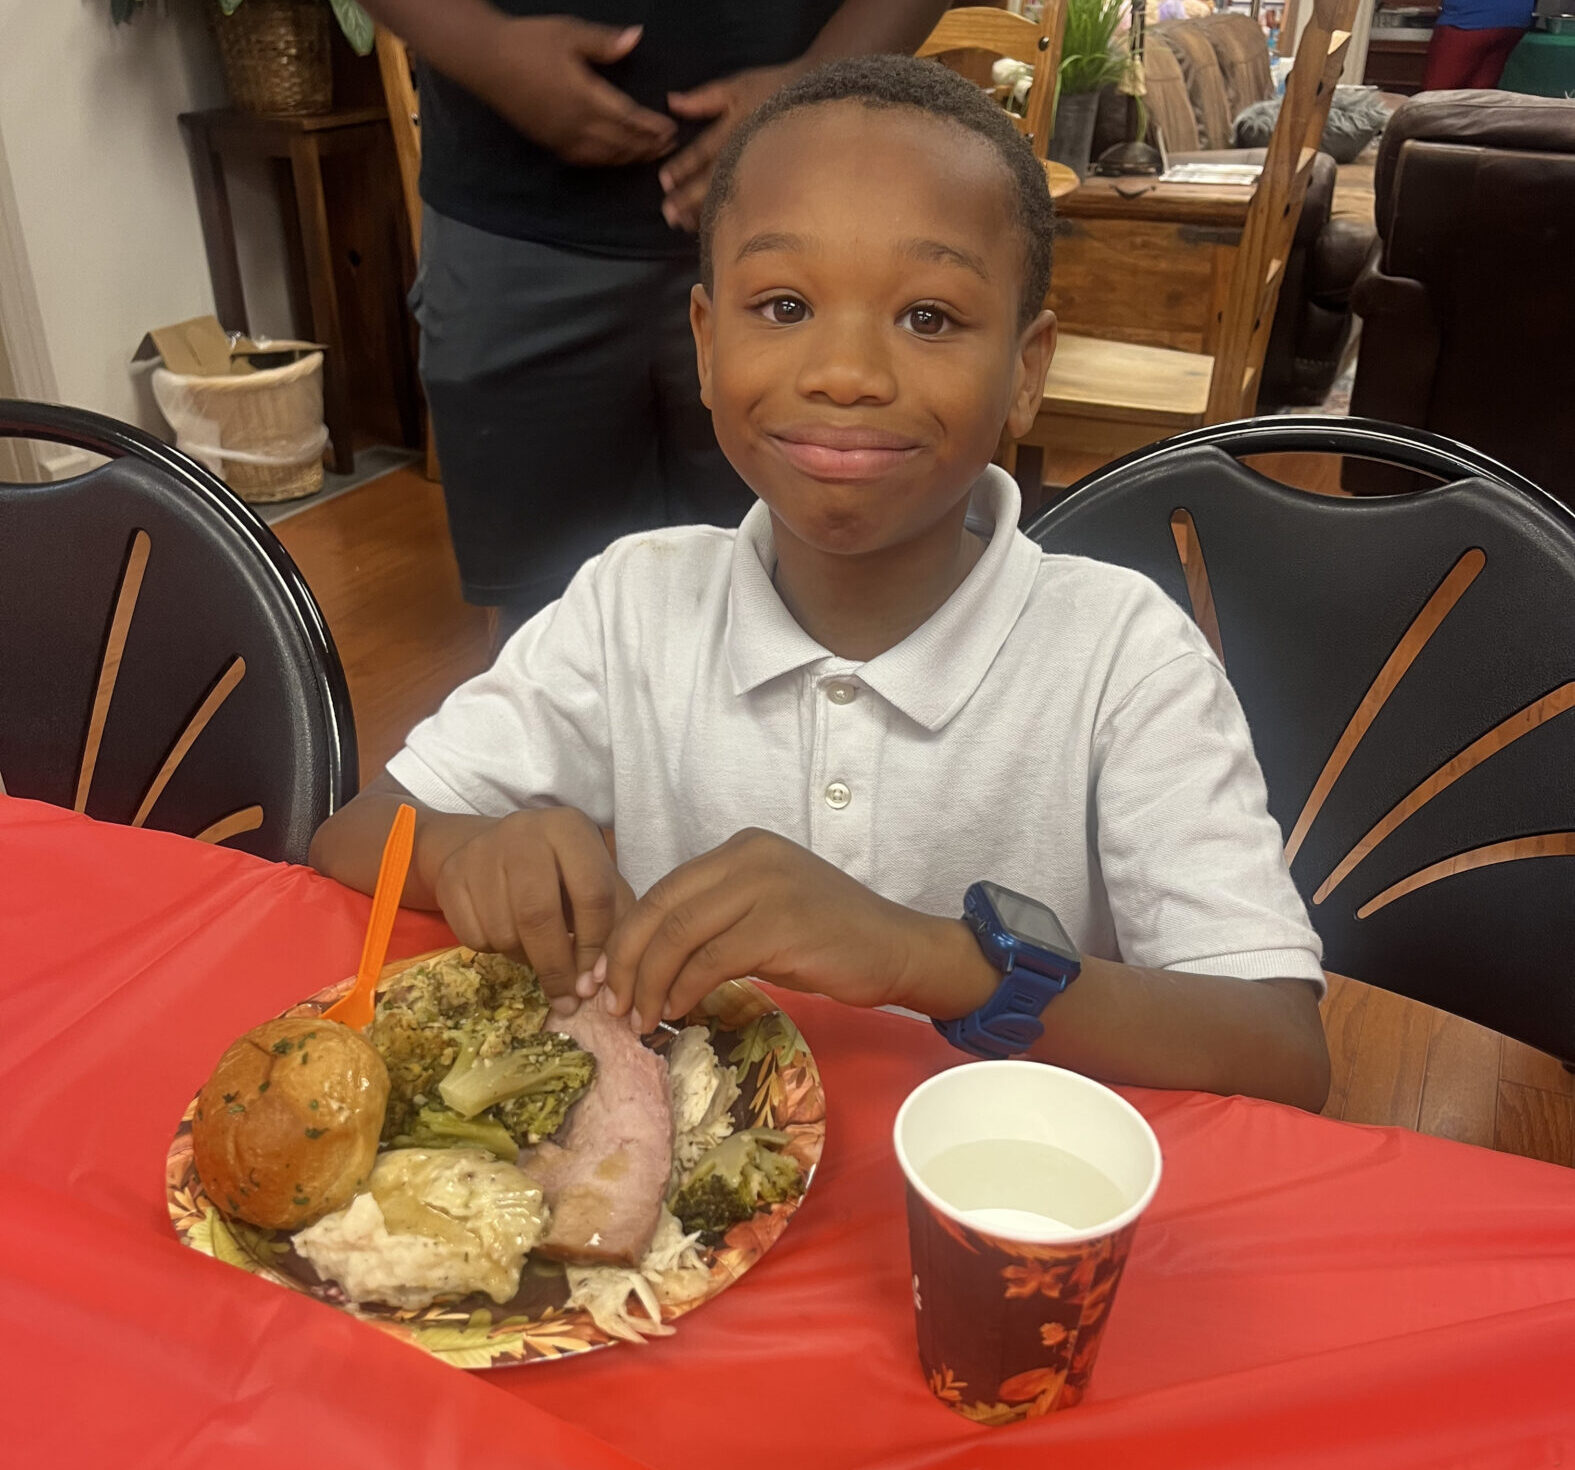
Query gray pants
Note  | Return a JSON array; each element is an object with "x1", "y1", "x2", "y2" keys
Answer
[{"x1": 412, "y1": 209, "x2": 752, "y2": 616}]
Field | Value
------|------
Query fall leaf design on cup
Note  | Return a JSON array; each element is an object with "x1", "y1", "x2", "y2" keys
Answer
[
  {"x1": 927, "y1": 1366, "x2": 966, "y2": 1404},
  {"x1": 998, "y1": 1365, "x2": 1069, "y2": 1418},
  {"x1": 894, "y1": 1060, "x2": 1162, "y2": 1426},
  {"x1": 906, "y1": 1188, "x2": 1139, "y2": 1424}
]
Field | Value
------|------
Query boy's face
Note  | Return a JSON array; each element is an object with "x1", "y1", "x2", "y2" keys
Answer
[{"x1": 692, "y1": 103, "x2": 1056, "y2": 559}]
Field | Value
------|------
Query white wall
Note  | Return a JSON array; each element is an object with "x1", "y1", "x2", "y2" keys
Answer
[{"x1": 0, "y1": 0, "x2": 293, "y2": 451}]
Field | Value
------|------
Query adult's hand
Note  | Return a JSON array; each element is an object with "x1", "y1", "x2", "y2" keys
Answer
[
  {"x1": 659, "y1": 64, "x2": 801, "y2": 229},
  {"x1": 476, "y1": 17, "x2": 677, "y2": 167}
]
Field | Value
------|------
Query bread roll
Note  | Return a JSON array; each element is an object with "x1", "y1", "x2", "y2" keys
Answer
[{"x1": 192, "y1": 1017, "x2": 389, "y2": 1231}]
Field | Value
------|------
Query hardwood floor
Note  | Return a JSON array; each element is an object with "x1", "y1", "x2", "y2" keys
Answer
[
  {"x1": 1321, "y1": 975, "x2": 1574, "y2": 1164},
  {"x1": 275, "y1": 463, "x2": 1573, "y2": 1168},
  {"x1": 273, "y1": 464, "x2": 492, "y2": 779}
]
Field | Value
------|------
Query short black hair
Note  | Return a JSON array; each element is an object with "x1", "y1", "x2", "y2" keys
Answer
[{"x1": 699, "y1": 53, "x2": 1054, "y2": 328}]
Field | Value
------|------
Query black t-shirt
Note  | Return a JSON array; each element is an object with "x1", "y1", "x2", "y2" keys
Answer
[{"x1": 419, "y1": 1, "x2": 844, "y2": 258}]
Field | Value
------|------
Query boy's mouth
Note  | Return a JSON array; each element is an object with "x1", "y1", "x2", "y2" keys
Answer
[{"x1": 767, "y1": 424, "x2": 922, "y2": 482}]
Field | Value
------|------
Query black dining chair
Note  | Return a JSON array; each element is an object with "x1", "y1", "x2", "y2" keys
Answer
[
  {"x1": 1027, "y1": 417, "x2": 1575, "y2": 1065},
  {"x1": 0, "y1": 399, "x2": 356, "y2": 865}
]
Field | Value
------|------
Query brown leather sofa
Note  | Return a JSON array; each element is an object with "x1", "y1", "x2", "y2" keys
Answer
[
  {"x1": 1344, "y1": 91, "x2": 1575, "y2": 504},
  {"x1": 1092, "y1": 13, "x2": 1376, "y2": 407}
]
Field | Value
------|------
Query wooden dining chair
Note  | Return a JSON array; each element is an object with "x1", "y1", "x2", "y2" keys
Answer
[
  {"x1": 918, "y1": 3, "x2": 1067, "y2": 159},
  {"x1": 376, "y1": 27, "x2": 423, "y2": 258},
  {"x1": 374, "y1": 26, "x2": 440, "y2": 482},
  {"x1": 1029, "y1": 416, "x2": 1575, "y2": 1067},
  {"x1": 1009, "y1": 0, "x2": 1358, "y2": 474},
  {"x1": 0, "y1": 400, "x2": 357, "y2": 864}
]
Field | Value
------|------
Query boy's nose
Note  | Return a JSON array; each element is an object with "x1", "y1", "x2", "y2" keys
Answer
[{"x1": 795, "y1": 317, "x2": 898, "y2": 406}]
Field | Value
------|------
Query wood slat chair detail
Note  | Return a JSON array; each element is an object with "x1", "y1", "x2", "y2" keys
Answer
[
  {"x1": 374, "y1": 27, "x2": 439, "y2": 482},
  {"x1": 1029, "y1": 418, "x2": 1575, "y2": 1070},
  {"x1": 0, "y1": 401, "x2": 357, "y2": 864},
  {"x1": 376, "y1": 27, "x2": 423, "y2": 259},
  {"x1": 1011, "y1": 0, "x2": 1357, "y2": 470},
  {"x1": 917, "y1": 3, "x2": 1067, "y2": 158}
]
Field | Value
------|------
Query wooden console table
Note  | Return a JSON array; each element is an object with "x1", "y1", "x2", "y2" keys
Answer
[
  {"x1": 1050, "y1": 174, "x2": 1254, "y2": 358},
  {"x1": 179, "y1": 107, "x2": 421, "y2": 475}
]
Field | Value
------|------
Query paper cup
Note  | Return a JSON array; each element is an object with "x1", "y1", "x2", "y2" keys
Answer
[{"x1": 894, "y1": 1061, "x2": 1162, "y2": 1424}]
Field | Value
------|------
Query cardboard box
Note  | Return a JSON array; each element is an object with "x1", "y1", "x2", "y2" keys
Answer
[{"x1": 132, "y1": 315, "x2": 324, "y2": 378}]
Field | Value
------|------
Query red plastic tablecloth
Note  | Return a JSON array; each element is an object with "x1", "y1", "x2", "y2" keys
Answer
[{"x1": 2, "y1": 795, "x2": 1573, "y2": 1469}]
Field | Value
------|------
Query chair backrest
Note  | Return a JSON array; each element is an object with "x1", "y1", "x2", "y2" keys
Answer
[
  {"x1": 0, "y1": 400, "x2": 357, "y2": 864},
  {"x1": 1196, "y1": 11, "x2": 1277, "y2": 118},
  {"x1": 1115, "y1": 32, "x2": 1200, "y2": 153},
  {"x1": 1027, "y1": 417, "x2": 1575, "y2": 1063},
  {"x1": 918, "y1": 4, "x2": 1067, "y2": 158},
  {"x1": 1205, "y1": 0, "x2": 1355, "y2": 423},
  {"x1": 1152, "y1": 19, "x2": 1236, "y2": 150},
  {"x1": 376, "y1": 27, "x2": 423, "y2": 257}
]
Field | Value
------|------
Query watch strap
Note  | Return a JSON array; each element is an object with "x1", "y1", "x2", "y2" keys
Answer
[{"x1": 934, "y1": 884, "x2": 1081, "y2": 1059}]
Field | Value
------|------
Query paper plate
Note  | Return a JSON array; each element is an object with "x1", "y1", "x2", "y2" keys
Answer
[{"x1": 167, "y1": 949, "x2": 826, "y2": 1369}]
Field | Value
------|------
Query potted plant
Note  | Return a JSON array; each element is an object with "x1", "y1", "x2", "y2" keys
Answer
[
  {"x1": 1050, "y1": 0, "x2": 1128, "y2": 179},
  {"x1": 112, "y1": 0, "x2": 375, "y2": 116}
]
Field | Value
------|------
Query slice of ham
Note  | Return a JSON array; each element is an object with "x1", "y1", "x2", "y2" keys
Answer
[{"x1": 522, "y1": 1002, "x2": 673, "y2": 1267}]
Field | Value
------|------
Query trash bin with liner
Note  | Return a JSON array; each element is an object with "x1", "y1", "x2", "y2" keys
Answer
[{"x1": 134, "y1": 316, "x2": 330, "y2": 504}]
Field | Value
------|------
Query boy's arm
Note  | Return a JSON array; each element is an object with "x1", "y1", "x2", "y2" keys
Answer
[
  {"x1": 309, "y1": 773, "x2": 489, "y2": 910},
  {"x1": 903, "y1": 921, "x2": 1330, "y2": 1112},
  {"x1": 309, "y1": 774, "x2": 631, "y2": 995},
  {"x1": 596, "y1": 831, "x2": 1329, "y2": 1112}
]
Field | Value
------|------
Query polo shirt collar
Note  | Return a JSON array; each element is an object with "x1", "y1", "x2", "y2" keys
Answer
[{"x1": 725, "y1": 466, "x2": 1041, "y2": 731}]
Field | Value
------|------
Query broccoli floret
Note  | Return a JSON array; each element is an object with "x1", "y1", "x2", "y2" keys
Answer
[
  {"x1": 492, "y1": 1072, "x2": 592, "y2": 1145},
  {"x1": 438, "y1": 1030, "x2": 596, "y2": 1143},
  {"x1": 672, "y1": 1129, "x2": 803, "y2": 1241},
  {"x1": 370, "y1": 950, "x2": 552, "y2": 1141},
  {"x1": 392, "y1": 1104, "x2": 520, "y2": 1161}
]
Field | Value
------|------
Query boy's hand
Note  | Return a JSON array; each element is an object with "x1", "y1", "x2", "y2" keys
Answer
[
  {"x1": 432, "y1": 807, "x2": 635, "y2": 998},
  {"x1": 658, "y1": 64, "x2": 800, "y2": 230},
  {"x1": 476, "y1": 18, "x2": 677, "y2": 167},
  {"x1": 598, "y1": 828, "x2": 936, "y2": 1030}
]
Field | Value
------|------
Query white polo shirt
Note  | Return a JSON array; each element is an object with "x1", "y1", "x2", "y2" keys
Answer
[{"x1": 389, "y1": 466, "x2": 1323, "y2": 986}]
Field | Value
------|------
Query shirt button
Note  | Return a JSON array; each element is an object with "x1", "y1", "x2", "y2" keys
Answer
[
  {"x1": 826, "y1": 681, "x2": 857, "y2": 705},
  {"x1": 824, "y1": 780, "x2": 852, "y2": 810}
]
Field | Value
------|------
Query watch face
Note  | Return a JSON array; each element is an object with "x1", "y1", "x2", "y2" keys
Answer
[{"x1": 979, "y1": 881, "x2": 1079, "y2": 961}]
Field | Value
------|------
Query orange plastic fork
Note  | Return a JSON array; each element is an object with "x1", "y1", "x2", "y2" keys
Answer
[{"x1": 323, "y1": 802, "x2": 416, "y2": 1032}]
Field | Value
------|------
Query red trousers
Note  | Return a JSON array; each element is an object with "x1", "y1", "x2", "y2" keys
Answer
[{"x1": 1423, "y1": 24, "x2": 1526, "y2": 89}]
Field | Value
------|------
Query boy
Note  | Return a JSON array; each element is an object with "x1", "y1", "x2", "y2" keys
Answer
[{"x1": 311, "y1": 57, "x2": 1331, "y2": 1111}]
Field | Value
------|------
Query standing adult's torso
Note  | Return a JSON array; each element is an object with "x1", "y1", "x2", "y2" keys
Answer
[{"x1": 418, "y1": 0, "x2": 844, "y2": 258}]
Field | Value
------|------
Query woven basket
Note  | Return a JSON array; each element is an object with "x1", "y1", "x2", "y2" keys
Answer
[
  {"x1": 211, "y1": 0, "x2": 332, "y2": 117},
  {"x1": 152, "y1": 352, "x2": 329, "y2": 504}
]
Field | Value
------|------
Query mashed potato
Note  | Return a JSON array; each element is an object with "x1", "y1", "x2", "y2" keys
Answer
[{"x1": 293, "y1": 1148, "x2": 548, "y2": 1308}]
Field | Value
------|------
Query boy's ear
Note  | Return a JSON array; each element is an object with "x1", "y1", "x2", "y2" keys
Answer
[
  {"x1": 1005, "y1": 309, "x2": 1057, "y2": 442},
  {"x1": 691, "y1": 283, "x2": 715, "y2": 410}
]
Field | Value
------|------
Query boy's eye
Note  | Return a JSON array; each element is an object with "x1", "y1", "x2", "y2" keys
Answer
[
  {"x1": 758, "y1": 296, "x2": 809, "y2": 325},
  {"x1": 903, "y1": 304, "x2": 952, "y2": 337}
]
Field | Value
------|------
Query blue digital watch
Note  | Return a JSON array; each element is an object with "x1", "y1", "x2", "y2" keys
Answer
[{"x1": 933, "y1": 881, "x2": 1082, "y2": 1059}]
